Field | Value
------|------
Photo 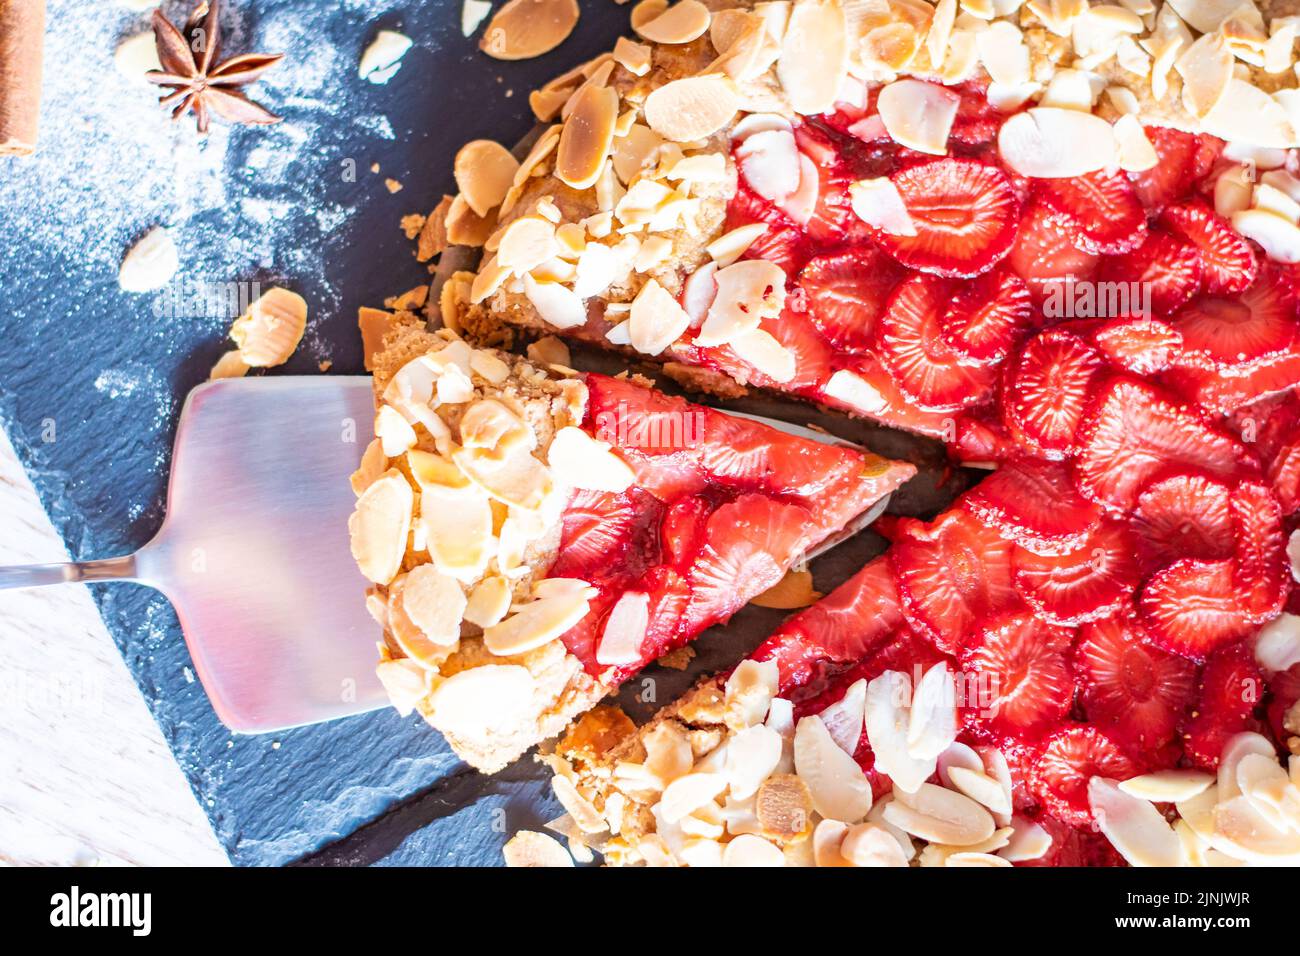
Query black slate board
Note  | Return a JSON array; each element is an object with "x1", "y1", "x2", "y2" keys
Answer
[{"x1": 0, "y1": 0, "x2": 963, "y2": 866}]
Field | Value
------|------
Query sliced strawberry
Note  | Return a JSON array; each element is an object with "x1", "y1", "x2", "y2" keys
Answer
[
  {"x1": 685, "y1": 494, "x2": 815, "y2": 631},
  {"x1": 1232, "y1": 479, "x2": 1289, "y2": 623},
  {"x1": 634, "y1": 565, "x2": 693, "y2": 667},
  {"x1": 939, "y1": 267, "x2": 1033, "y2": 366},
  {"x1": 1036, "y1": 169, "x2": 1147, "y2": 254},
  {"x1": 1002, "y1": 329, "x2": 1105, "y2": 460},
  {"x1": 1128, "y1": 127, "x2": 1223, "y2": 210},
  {"x1": 891, "y1": 509, "x2": 1018, "y2": 655},
  {"x1": 1199, "y1": 644, "x2": 1266, "y2": 721},
  {"x1": 1266, "y1": 662, "x2": 1300, "y2": 749},
  {"x1": 551, "y1": 488, "x2": 645, "y2": 581},
  {"x1": 1074, "y1": 377, "x2": 1255, "y2": 512},
  {"x1": 962, "y1": 458, "x2": 1102, "y2": 555},
  {"x1": 874, "y1": 273, "x2": 999, "y2": 412},
  {"x1": 1031, "y1": 725, "x2": 1142, "y2": 826},
  {"x1": 1092, "y1": 314, "x2": 1183, "y2": 376},
  {"x1": 953, "y1": 410, "x2": 1020, "y2": 464},
  {"x1": 1165, "y1": 348, "x2": 1300, "y2": 414},
  {"x1": 660, "y1": 494, "x2": 710, "y2": 571},
  {"x1": 1098, "y1": 229, "x2": 1203, "y2": 316},
  {"x1": 871, "y1": 158, "x2": 1019, "y2": 278},
  {"x1": 1140, "y1": 558, "x2": 1254, "y2": 661},
  {"x1": 1073, "y1": 616, "x2": 1197, "y2": 751},
  {"x1": 725, "y1": 180, "x2": 811, "y2": 276},
  {"x1": 1161, "y1": 198, "x2": 1258, "y2": 294},
  {"x1": 1007, "y1": 200, "x2": 1099, "y2": 304},
  {"x1": 822, "y1": 353, "x2": 960, "y2": 439},
  {"x1": 797, "y1": 246, "x2": 903, "y2": 353},
  {"x1": 703, "y1": 312, "x2": 835, "y2": 398},
  {"x1": 1173, "y1": 267, "x2": 1299, "y2": 371},
  {"x1": 960, "y1": 611, "x2": 1074, "y2": 737},
  {"x1": 1269, "y1": 435, "x2": 1300, "y2": 515},
  {"x1": 1131, "y1": 472, "x2": 1235, "y2": 572},
  {"x1": 1183, "y1": 709, "x2": 1259, "y2": 770},
  {"x1": 1013, "y1": 519, "x2": 1141, "y2": 625}
]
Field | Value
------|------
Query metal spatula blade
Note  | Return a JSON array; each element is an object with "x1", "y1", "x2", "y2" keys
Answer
[
  {"x1": 0, "y1": 376, "x2": 388, "y2": 732},
  {"x1": 0, "y1": 376, "x2": 888, "y2": 734}
]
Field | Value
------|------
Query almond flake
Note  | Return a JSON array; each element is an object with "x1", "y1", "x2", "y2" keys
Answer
[
  {"x1": 812, "y1": 818, "x2": 852, "y2": 866},
  {"x1": 681, "y1": 261, "x2": 718, "y2": 327},
  {"x1": 464, "y1": 575, "x2": 512, "y2": 628},
  {"x1": 612, "y1": 124, "x2": 664, "y2": 185},
  {"x1": 454, "y1": 444, "x2": 553, "y2": 512},
  {"x1": 349, "y1": 470, "x2": 413, "y2": 585},
  {"x1": 840, "y1": 822, "x2": 910, "y2": 866},
  {"x1": 750, "y1": 567, "x2": 820, "y2": 610},
  {"x1": 418, "y1": 482, "x2": 495, "y2": 582},
  {"x1": 376, "y1": 405, "x2": 417, "y2": 459},
  {"x1": 454, "y1": 140, "x2": 520, "y2": 217},
  {"x1": 498, "y1": 216, "x2": 560, "y2": 275},
  {"x1": 118, "y1": 226, "x2": 179, "y2": 293},
  {"x1": 998, "y1": 107, "x2": 1117, "y2": 177},
  {"x1": 1175, "y1": 33, "x2": 1233, "y2": 119},
  {"x1": 946, "y1": 851, "x2": 1012, "y2": 866},
  {"x1": 696, "y1": 259, "x2": 787, "y2": 347},
  {"x1": 998, "y1": 814, "x2": 1052, "y2": 862},
  {"x1": 643, "y1": 74, "x2": 741, "y2": 143},
  {"x1": 725, "y1": 659, "x2": 780, "y2": 729},
  {"x1": 1231, "y1": 208, "x2": 1300, "y2": 263},
  {"x1": 875, "y1": 79, "x2": 959, "y2": 155},
  {"x1": 947, "y1": 766, "x2": 1012, "y2": 817},
  {"x1": 376, "y1": 659, "x2": 428, "y2": 716},
  {"x1": 776, "y1": 153, "x2": 819, "y2": 226},
  {"x1": 636, "y1": 0, "x2": 711, "y2": 44},
  {"x1": 503, "y1": 830, "x2": 574, "y2": 866},
  {"x1": 722, "y1": 833, "x2": 786, "y2": 866},
  {"x1": 208, "y1": 350, "x2": 249, "y2": 380},
  {"x1": 481, "y1": 0, "x2": 580, "y2": 61},
  {"x1": 400, "y1": 564, "x2": 468, "y2": 647},
  {"x1": 722, "y1": 724, "x2": 783, "y2": 801},
  {"x1": 1119, "y1": 769, "x2": 1213, "y2": 803},
  {"x1": 1217, "y1": 732, "x2": 1277, "y2": 802},
  {"x1": 556, "y1": 83, "x2": 619, "y2": 191},
  {"x1": 975, "y1": 20, "x2": 1029, "y2": 86},
  {"x1": 928, "y1": 0, "x2": 958, "y2": 68},
  {"x1": 1113, "y1": 114, "x2": 1158, "y2": 172},
  {"x1": 1213, "y1": 794, "x2": 1300, "y2": 862},
  {"x1": 613, "y1": 36, "x2": 653, "y2": 75},
  {"x1": 631, "y1": 0, "x2": 670, "y2": 29},
  {"x1": 1038, "y1": 68, "x2": 1099, "y2": 111},
  {"x1": 849, "y1": 178, "x2": 917, "y2": 235},
  {"x1": 885, "y1": 782, "x2": 995, "y2": 845},
  {"x1": 1167, "y1": 0, "x2": 1240, "y2": 34},
  {"x1": 660, "y1": 772, "x2": 728, "y2": 823},
  {"x1": 549, "y1": 425, "x2": 636, "y2": 493},
  {"x1": 905, "y1": 662, "x2": 957, "y2": 761},
  {"x1": 484, "y1": 583, "x2": 594, "y2": 655},
  {"x1": 1254, "y1": 612, "x2": 1300, "y2": 675},
  {"x1": 937, "y1": 741, "x2": 985, "y2": 787},
  {"x1": 736, "y1": 128, "x2": 802, "y2": 202},
  {"x1": 731, "y1": 112, "x2": 793, "y2": 142},
  {"x1": 1202, "y1": 80, "x2": 1297, "y2": 149},
  {"x1": 596, "y1": 591, "x2": 649, "y2": 666},
  {"x1": 522, "y1": 272, "x2": 589, "y2": 328},
  {"x1": 629, "y1": 277, "x2": 692, "y2": 356},
  {"x1": 794, "y1": 714, "x2": 874, "y2": 823},
  {"x1": 458, "y1": 399, "x2": 533, "y2": 453},
  {"x1": 350, "y1": 439, "x2": 387, "y2": 496},
  {"x1": 864, "y1": 671, "x2": 934, "y2": 793},
  {"x1": 816, "y1": 678, "x2": 867, "y2": 755},
  {"x1": 447, "y1": 195, "x2": 497, "y2": 248},
  {"x1": 777, "y1": 0, "x2": 849, "y2": 115},
  {"x1": 230, "y1": 287, "x2": 308, "y2": 367},
  {"x1": 430, "y1": 664, "x2": 537, "y2": 737},
  {"x1": 644, "y1": 722, "x2": 695, "y2": 787}
]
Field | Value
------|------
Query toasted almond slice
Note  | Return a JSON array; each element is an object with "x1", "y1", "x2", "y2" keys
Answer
[
  {"x1": 864, "y1": 670, "x2": 934, "y2": 793},
  {"x1": 119, "y1": 226, "x2": 179, "y2": 293},
  {"x1": 1202, "y1": 80, "x2": 1297, "y2": 149},
  {"x1": 1213, "y1": 794, "x2": 1300, "y2": 862},
  {"x1": 628, "y1": 277, "x2": 692, "y2": 356},
  {"x1": 464, "y1": 575, "x2": 512, "y2": 628},
  {"x1": 498, "y1": 216, "x2": 560, "y2": 275},
  {"x1": 350, "y1": 439, "x2": 387, "y2": 497},
  {"x1": 794, "y1": 714, "x2": 874, "y2": 823},
  {"x1": 503, "y1": 830, "x2": 574, "y2": 866},
  {"x1": 726, "y1": 726, "x2": 785, "y2": 801},
  {"x1": 469, "y1": 349, "x2": 511, "y2": 386},
  {"x1": 725, "y1": 659, "x2": 780, "y2": 730},
  {"x1": 556, "y1": 83, "x2": 619, "y2": 191},
  {"x1": 660, "y1": 772, "x2": 728, "y2": 823},
  {"x1": 736, "y1": 127, "x2": 802, "y2": 202},
  {"x1": 1217, "y1": 732, "x2": 1277, "y2": 802},
  {"x1": 483, "y1": 585, "x2": 593, "y2": 655},
  {"x1": 876, "y1": 79, "x2": 959, "y2": 155},
  {"x1": 1231, "y1": 208, "x2": 1300, "y2": 263},
  {"x1": 998, "y1": 814, "x2": 1052, "y2": 862},
  {"x1": 613, "y1": 36, "x2": 653, "y2": 75},
  {"x1": 885, "y1": 783, "x2": 995, "y2": 846},
  {"x1": 643, "y1": 74, "x2": 741, "y2": 143},
  {"x1": 349, "y1": 470, "x2": 413, "y2": 585},
  {"x1": 430, "y1": 663, "x2": 537, "y2": 734},
  {"x1": 947, "y1": 766, "x2": 1012, "y2": 817},
  {"x1": 454, "y1": 140, "x2": 521, "y2": 217},
  {"x1": 1237, "y1": 752, "x2": 1290, "y2": 812},
  {"x1": 230, "y1": 287, "x2": 308, "y2": 367},
  {"x1": 776, "y1": 153, "x2": 818, "y2": 226},
  {"x1": 946, "y1": 851, "x2": 1012, "y2": 866},
  {"x1": 777, "y1": 0, "x2": 847, "y2": 115},
  {"x1": 481, "y1": 0, "x2": 580, "y2": 60},
  {"x1": 446, "y1": 195, "x2": 497, "y2": 247},
  {"x1": 722, "y1": 833, "x2": 785, "y2": 866},
  {"x1": 906, "y1": 662, "x2": 957, "y2": 761},
  {"x1": 522, "y1": 273, "x2": 588, "y2": 328},
  {"x1": 975, "y1": 20, "x2": 1029, "y2": 86},
  {"x1": 1038, "y1": 68, "x2": 1098, "y2": 112},
  {"x1": 998, "y1": 107, "x2": 1117, "y2": 177},
  {"x1": 595, "y1": 591, "x2": 649, "y2": 666},
  {"x1": 1254, "y1": 612, "x2": 1300, "y2": 675},
  {"x1": 643, "y1": 721, "x2": 694, "y2": 788},
  {"x1": 398, "y1": 564, "x2": 468, "y2": 648},
  {"x1": 631, "y1": 0, "x2": 670, "y2": 30},
  {"x1": 696, "y1": 259, "x2": 787, "y2": 347},
  {"x1": 209, "y1": 350, "x2": 249, "y2": 380},
  {"x1": 704, "y1": 223, "x2": 766, "y2": 269},
  {"x1": 849, "y1": 177, "x2": 917, "y2": 236},
  {"x1": 419, "y1": 482, "x2": 495, "y2": 581},
  {"x1": 376, "y1": 658, "x2": 427, "y2": 716},
  {"x1": 1113, "y1": 114, "x2": 1158, "y2": 173},
  {"x1": 359, "y1": 29, "x2": 412, "y2": 83},
  {"x1": 1119, "y1": 769, "x2": 1213, "y2": 804},
  {"x1": 677, "y1": 838, "x2": 723, "y2": 867},
  {"x1": 612, "y1": 124, "x2": 664, "y2": 185},
  {"x1": 729, "y1": 327, "x2": 796, "y2": 383},
  {"x1": 636, "y1": 0, "x2": 711, "y2": 44},
  {"x1": 840, "y1": 822, "x2": 910, "y2": 866},
  {"x1": 1175, "y1": 32, "x2": 1232, "y2": 119},
  {"x1": 937, "y1": 741, "x2": 984, "y2": 788},
  {"x1": 812, "y1": 817, "x2": 851, "y2": 866},
  {"x1": 454, "y1": 444, "x2": 553, "y2": 512},
  {"x1": 459, "y1": 399, "x2": 533, "y2": 453},
  {"x1": 1166, "y1": 0, "x2": 1240, "y2": 34},
  {"x1": 548, "y1": 425, "x2": 636, "y2": 491}
]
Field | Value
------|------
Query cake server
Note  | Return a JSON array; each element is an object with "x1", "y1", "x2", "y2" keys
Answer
[{"x1": 0, "y1": 376, "x2": 891, "y2": 733}]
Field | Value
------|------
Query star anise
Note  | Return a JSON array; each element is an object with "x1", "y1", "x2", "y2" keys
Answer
[{"x1": 146, "y1": 0, "x2": 284, "y2": 134}]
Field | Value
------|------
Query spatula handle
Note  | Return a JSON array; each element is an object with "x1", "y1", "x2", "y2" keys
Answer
[{"x1": 0, "y1": 554, "x2": 137, "y2": 591}]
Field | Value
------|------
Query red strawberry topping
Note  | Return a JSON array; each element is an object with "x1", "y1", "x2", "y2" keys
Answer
[
  {"x1": 1031, "y1": 725, "x2": 1142, "y2": 826},
  {"x1": 1002, "y1": 329, "x2": 1105, "y2": 459},
  {"x1": 1037, "y1": 169, "x2": 1148, "y2": 255},
  {"x1": 1231, "y1": 479, "x2": 1289, "y2": 623},
  {"x1": 939, "y1": 267, "x2": 1034, "y2": 366},
  {"x1": 960, "y1": 611, "x2": 1074, "y2": 737},
  {"x1": 1140, "y1": 558, "x2": 1254, "y2": 660},
  {"x1": 798, "y1": 246, "x2": 903, "y2": 353},
  {"x1": 1128, "y1": 127, "x2": 1222, "y2": 210},
  {"x1": 1092, "y1": 314, "x2": 1183, "y2": 376},
  {"x1": 1073, "y1": 616, "x2": 1196, "y2": 751},
  {"x1": 962, "y1": 458, "x2": 1103, "y2": 555},
  {"x1": 1160, "y1": 198, "x2": 1258, "y2": 295},
  {"x1": 1013, "y1": 519, "x2": 1141, "y2": 625},
  {"x1": 1099, "y1": 229, "x2": 1203, "y2": 316},
  {"x1": 1171, "y1": 265, "x2": 1299, "y2": 370},
  {"x1": 1074, "y1": 377, "x2": 1254, "y2": 512},
  {"x1": 871, "y1": 158, "x2": 1019, "y2": 278},
  {"x1": 874, "y1": 273, "x2": 999, "y2": 411},
  {"x1": 891, "y1": 509, "x2": 1018, "y2": 655},
  {"x1": 1007, "y1": 200, "x2": 1099, "y2": 304},
  {"x1": 1130, "y1": 472, "x2": 1235, "y2": 572}
]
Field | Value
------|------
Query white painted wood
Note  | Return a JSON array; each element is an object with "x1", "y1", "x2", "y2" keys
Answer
[{"x1": 0, "y1": 427, "x2": 228, "y2": 866}]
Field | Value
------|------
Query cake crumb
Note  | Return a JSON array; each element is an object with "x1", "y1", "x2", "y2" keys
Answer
[
  {"x1": 400, "y1": 213, "x2": 425, "y2": 239},
  {"x1": 385, "y1": 178, "x2": 404, "y2": 194},
  {"x1": 656, "y1": 646, "x2": 695, "y2": 671}
]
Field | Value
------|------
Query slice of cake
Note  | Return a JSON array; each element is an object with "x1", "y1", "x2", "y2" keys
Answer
[{"x1": 349, "y1": 320, "x2": 915, "y2": 772}]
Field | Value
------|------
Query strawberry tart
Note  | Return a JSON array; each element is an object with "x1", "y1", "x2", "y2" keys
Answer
[
  {"x1": 375, "y1": 0, "x2": 1300, "y2": 864},
  {"x1": 349, "y1": 317, "x2": 913, "y2": 772}
]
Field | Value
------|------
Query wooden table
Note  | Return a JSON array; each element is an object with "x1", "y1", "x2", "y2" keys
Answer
[{"x1": 0, "y1": 428, "x2": 227, "y2": 866}]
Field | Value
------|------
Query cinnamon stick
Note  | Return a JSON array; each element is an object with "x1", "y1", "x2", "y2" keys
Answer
[{"x1": 0, "y1": 0, "x2": 45, "y2": 157}]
